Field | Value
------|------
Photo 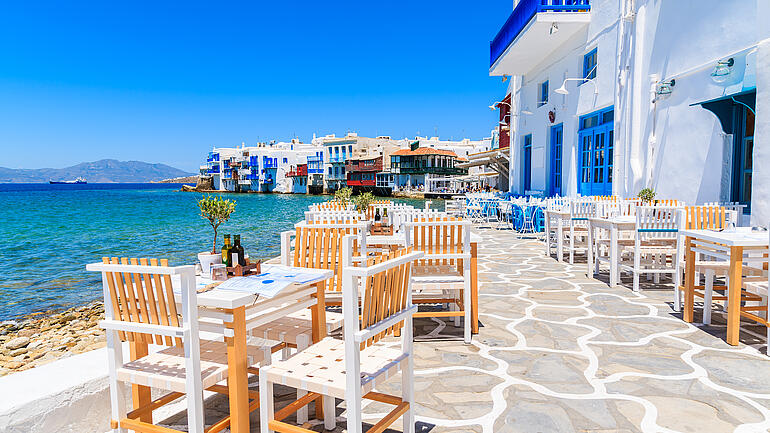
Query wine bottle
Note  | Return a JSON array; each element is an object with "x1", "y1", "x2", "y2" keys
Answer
[
  {"x1": 221, "y1": 234, "x2": 232, "y2": 267},
  {"x1": 374, "y1": 208, "x2": 381, "y2": 222},
  {"x1": 233, "y1": 235, "x2": 246, "y2": 266},
  {"x1": 382, "y1": 208, "x2": 389, "y2": 226}
]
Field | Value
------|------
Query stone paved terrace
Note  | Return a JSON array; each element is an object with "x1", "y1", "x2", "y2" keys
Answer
[{"x1": 160, "y1": 227, "x2": 770, "y2": 433}]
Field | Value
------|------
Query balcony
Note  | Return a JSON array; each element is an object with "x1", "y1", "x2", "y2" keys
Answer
[
  {"x1": 490, "y1": 0, "x2": 591, "y2": 76},
  {"x1": 328, "y1": 155, "x2": 346, "y2": 163},
  {"x1": 395, "y1": 166, "x2": 468, "y2": 176},
  {"x1": 346, "y1": 158, "x2": 383, "y2": 173}
]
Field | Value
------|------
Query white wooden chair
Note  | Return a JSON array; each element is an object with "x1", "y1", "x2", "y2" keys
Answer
[
  {"x1": 259, "y1": 244, "x2": 422, "y2": 433},
  {"x1": 566, "y1": 200, "x2": 597, "y2": 264},
  {"x1": 544, "y1": 198, "x2": 570, "y2": 258},
  {"x1": 86, "y1": 257, "x2": 269, "y2": 433},
  {"x1": 621, "y1": 207, "x2": 681, "y2": 292},
  {"x1": 304, "y1": 210, "x2": 364, "y2": 224},
  {"x1": 742, "y1": 227, "x2": 770, "y2": 353},
  {"x1": 403, "y1": 217, "x2": 473, "y2": 343}
]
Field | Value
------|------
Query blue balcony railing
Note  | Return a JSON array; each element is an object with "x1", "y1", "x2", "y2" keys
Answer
[{"x1": 490, "y1": 0, "x2": 590, "y2": 67}]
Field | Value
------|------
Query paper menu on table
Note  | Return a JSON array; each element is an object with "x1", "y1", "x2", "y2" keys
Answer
[{"x1": 213, "y1": 267, "x2": 320, "y2": 298}]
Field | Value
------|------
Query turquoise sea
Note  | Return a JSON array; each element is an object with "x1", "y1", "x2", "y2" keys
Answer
[{"x1": 0, "y1": 184, "x2": 434, "y2": 320}]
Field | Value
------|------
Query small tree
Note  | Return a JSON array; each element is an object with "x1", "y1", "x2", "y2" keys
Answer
[
  {"x1": 333, "y1": 187, "x2": 353, "y2": 203},
  {"x1": 353, "y1": 191, "x2": 375, "y2": 213},
  {"x1": 198, "y1": 195, "x2": 237, "y2": 253},
  {"x1": 638, "y1": 188, "x2": 656, "y2": 205}
]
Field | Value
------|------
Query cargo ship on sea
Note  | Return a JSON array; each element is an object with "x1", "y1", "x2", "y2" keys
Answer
[{"x1": 49, "y1": 177, "x2": 87, "y2": 184}]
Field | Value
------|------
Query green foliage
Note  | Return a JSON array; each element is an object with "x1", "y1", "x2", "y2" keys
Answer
[
  {"x1": 638, "y1": 188, "x2": 656, "y2": 204},
  {"x1": 353, "y1": 191, "x2": 376, "y2": 213},
  {"x1": 333, "y1": 187, "x2": 352, "y2": 203},
  {"x1": 197, "y1": 194, "x2": 237, "y2": 253}
]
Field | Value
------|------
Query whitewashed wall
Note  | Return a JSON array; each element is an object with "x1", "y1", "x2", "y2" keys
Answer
[{"x1": 504, "y1": 0, "x2": 766, "y2": 219}]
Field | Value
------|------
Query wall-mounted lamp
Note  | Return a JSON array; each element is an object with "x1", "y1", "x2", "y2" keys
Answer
[
  {"x1": 549, "y1": 23, "x2": 559, "y2": 35},
  {"x1": 711, "y1": 58, "x2": 734, "y2": 83},
  {"x1": 555, "y1": 78, "x2": 598, "y2": 95},
  {"x1": 655, "y1": 79, "x2": 675, "y2": 95},
  {"x1": 502, "y1": 75, "x2": 510, "y2": 83}
]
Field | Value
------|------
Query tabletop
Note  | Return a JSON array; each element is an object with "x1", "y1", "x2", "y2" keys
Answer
[
  {"x1": 367, "y1": 232, "x2": 482, "y2": 246},
  {"x1": 680, "y1": 228, "x2": 769, "y2": 247},
  {"x1": 172, "y1": 264, "x2": 333, "y2": 310}
]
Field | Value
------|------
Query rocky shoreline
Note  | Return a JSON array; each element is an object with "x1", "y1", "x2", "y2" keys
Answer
[{"x1": 0, "y1": 302, "x2": 106, "y2": 377}]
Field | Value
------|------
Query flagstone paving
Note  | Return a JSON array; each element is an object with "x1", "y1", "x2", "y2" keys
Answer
[{"x1": 161, "y1": 227, "x2": 770, "y2": 432}]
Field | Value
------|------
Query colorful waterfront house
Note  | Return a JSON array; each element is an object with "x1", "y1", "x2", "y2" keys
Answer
[
  {"x1": 287, "y1": 164, "x2": 309, "y2": 194},
  {"x1": 318, "y1": 133, "x2": 404, "y2": 193},
  {"x1": 346, "y1": 155, "x2": 383, "y2": 194},
  {"x1": 306, "y1": 151, "x2": 324, "y2": 194},
  {"x1": 389, "y1": 146, "x2": 467, "y2": 193},
  {"x1": 489, "y1": 0, "x2": 769, "y2": 224}
]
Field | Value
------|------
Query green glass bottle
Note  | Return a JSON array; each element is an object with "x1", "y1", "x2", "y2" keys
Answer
[
  {"x1": 221, "y1": 235, "x2": 232, "y2": 267},
  {"x1": 233, "y1": 235, "x2": 246, "y2": 266}
]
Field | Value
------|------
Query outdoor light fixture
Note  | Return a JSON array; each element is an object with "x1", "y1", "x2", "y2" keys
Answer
[
  {"x1": 490, "y1": 101, "x2": 512, "y2": 110},
  {"x1": 502, "y1": 75, "x2": 510, "y2": 83},
  {"x1": 555, "y1": 78, "x2": 598, "y2": 95},
  {"x1": 550, "y1": 23, "x2": 559, "y2": 35},
  {"x1": 711, "y1": 58, "x2": 735, "y2": 83},
  {"x1": 655, "y1": 79, "x2": 675, "y2": 95}
]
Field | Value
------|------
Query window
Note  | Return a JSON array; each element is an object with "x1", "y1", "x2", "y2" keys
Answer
[
  {"x1": 583, "y1": 48, "x2": 597, "y2": 80},
  {"x1": 348, "y1": 145, "x2": 353, "y2": 153},
  {"x1": 328, "y1": 167, "x2": 332, "y2": 175},
  {"x1": 282, "y1": 158, "x2": 287, "y2": 163},
  {"x1": 334, "y1": 167, "x2": 338, "y2": 176},
  {"x1": 539, "y1": 80, "x2": 549, "y2": 107}
]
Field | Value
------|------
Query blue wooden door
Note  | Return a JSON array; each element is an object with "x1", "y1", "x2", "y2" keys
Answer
[
  {"x1": 578, "y1": 107, "x2": 614, "y2": 196},
  {"x1": 523, "y1": 135, "x2": 532, "y2": 192},
  {"x1": 550, "y1": 124, "x2": 563, "y2": 196}
]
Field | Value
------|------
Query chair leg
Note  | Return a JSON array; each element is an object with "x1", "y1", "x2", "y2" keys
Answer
[
  {"x1": 259, "y1": 370, "x2": 275, "y2": 433},
  {"x1": 323, "y1": 395, "x2": 336, "y2": 430},
  {"x1": 453, "y1": 290, "x2": 461, "y2": 328},
  {"x1": 653, "y1": 254, "x2": 661, "y2": 284},
  {"x1": 402, "y1": 356, "x2": 415, "y2": 433},
  {"x1": 296, "y1": 334, "x2": 311, "y2": 424},
  {"x1": 464, "y1": 273, "x2": 472, "y2": 344},
  {"x1": 106, "y1": 333, "x2": 128, "y2": 433},
  {"x1": 703, "y1": 269, "x2": 715, "y2": 325},
  {"x1": 633, "y1": 247, "x2": 641, "y2": 292},
  {"x1": 569, "y1": 226, "x2": 575, "y2": 264}
]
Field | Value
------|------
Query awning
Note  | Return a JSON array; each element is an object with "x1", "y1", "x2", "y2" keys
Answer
[{"x1": 690, "y1": 89, "x2": 756, "y2": 135}]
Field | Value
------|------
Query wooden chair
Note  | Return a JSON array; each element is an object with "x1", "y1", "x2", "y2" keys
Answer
[
  {"x1": 620, "y1": 207, "x2": 680, "y2": 292},
  {"x1": 544, "y1": 198, "x2": 570, "y2": 258},
  {"x1": 281, "y1": 222, "x2": 369, "y2": 305},
  {"x1": 566, "y1": 199, "x2": 597, "y2": 264},
  {"x1": 304, "y1": 210, "x2": 364, "y2": 224},
  {"x1": 676, "y1": 207, "x2": 764, "y2": 322},
  {"x1": 403, "y1": 217, "x2": 473, "y2": 343},
  {"x1": 259, "y1": 244, "x2": 422, "y2": 433},
  {"x1": 86, "y1": 257, "x2": 269, "y2": 433}
]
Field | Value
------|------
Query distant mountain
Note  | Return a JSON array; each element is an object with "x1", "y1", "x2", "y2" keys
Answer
[{"x1": 0, "y1": 159, "x2": 194, "y2": 183}]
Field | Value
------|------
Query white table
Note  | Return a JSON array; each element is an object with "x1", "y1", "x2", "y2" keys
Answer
[
  {"x1": 544, "y1": 209, "x2": 570, "y2": 261},
  {"x1": 178, "y1": 264, "x2": 333, "y2": 433},
  {"x1": 587, "y1": 216, "x2": 637, "y2": 286},
  {"x1": 680, "y1": 229, "x2": 768, "y2": 346}
]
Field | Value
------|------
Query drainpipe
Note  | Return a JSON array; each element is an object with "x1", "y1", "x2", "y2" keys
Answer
[{"x1": 616, "y1": 0, "x2": 636, "y2": 197}]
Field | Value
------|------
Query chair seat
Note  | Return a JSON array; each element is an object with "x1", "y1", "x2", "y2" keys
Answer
[
  {"x1": 251, "y1": 310, "x2": 344, "y2": 343},
  {"x1": 263, "y1": 337, "x2": 406, "y2": 400},
  {"x1": 116, "y1": 340, "x2": 268, "y2": 394},
  {"x1": 744, "y1": 280, "x2": 769, "y2": 296},
  {"x1": 411, "y1": 265, "x2": 465, "y2": 284}
]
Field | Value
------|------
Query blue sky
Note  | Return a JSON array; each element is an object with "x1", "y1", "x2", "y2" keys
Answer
[{"x1": 0, "y1": 1, "x2": 510, "y2": 172}]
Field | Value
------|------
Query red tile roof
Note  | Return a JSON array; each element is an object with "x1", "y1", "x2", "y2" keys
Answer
[{"x1": 392, "y1": 147, "x2": 459, "y2": 157}]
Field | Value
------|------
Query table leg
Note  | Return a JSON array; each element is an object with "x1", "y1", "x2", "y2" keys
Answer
[
  {"x1": 557, "y1": 218, "x2": 563, "y2": 262},
  {"x1": 610, "y1": 226, "x2": 618, "y2": 287},
  {"x1": 726, "y1": 246, "x2": 744, "y2": 345},
  {"x1": 587, "y1": 223, "x2": 594, "y2": 277},
  {"x1": 311, "y1": 280, "x2": 328, "y2": 419},
  {"x1": 129, "y1": 340, "x2": 152, "y2": 423},
  {"x1": 471, "y1": 242, "x2": 479, "y2": 334},
  {"x1": 683, "y1": 236, "x2": 696, "y2": 323},
  {"x1": 226, "y1": 307, "x2": 249, "y2": 433}
]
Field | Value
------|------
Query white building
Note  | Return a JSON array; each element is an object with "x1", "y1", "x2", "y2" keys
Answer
[
  {"x1": 202, "y1": 140, "x2": 321, "y2": 193},
  {"x1": 490, "y1": 0, "x2": 769, "y2": 224}
]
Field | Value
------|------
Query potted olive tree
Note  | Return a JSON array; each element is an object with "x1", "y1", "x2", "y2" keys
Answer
[{"x1": 197, "y1": 194, "x2": 237, "y2": 275}]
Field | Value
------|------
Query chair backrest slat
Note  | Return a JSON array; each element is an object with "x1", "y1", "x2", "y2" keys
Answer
[{"x1": 99, "y1": 257, "x2": 185, "y2": 347}]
